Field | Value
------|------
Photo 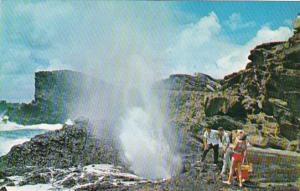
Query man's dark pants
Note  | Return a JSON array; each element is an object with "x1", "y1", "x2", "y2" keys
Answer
[{"x1": 201, "y1": 144, "x2": 219, "y2": 164}]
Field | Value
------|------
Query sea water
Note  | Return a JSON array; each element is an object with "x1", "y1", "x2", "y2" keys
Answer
[{"x1": 0, "y1": 119, "x2": 63, "y2": 156}]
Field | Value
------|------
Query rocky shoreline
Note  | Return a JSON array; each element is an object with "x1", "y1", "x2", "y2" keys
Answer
[
  {"x1": 0, "y1": 120, "x2": 299, "y2": 190},
  {"x1": 0, "y1": 13, "x2": 299, "y2": 191},
  {"x1": 2, "y1": 164, "x2": 151, "y2": 191}
]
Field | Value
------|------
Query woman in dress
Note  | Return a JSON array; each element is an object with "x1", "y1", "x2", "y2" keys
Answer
[{"x1": 223, "y1": 130, "x2": 247, "y2": 188}]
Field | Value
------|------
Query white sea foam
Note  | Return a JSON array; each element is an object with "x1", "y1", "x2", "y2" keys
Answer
[
  {"x1": 6, "y1": 184, "x2": 67, "y2": 191},
  {"x1": 83, "y1": 164, "x2": 141, "y2": 180},
  {"x1": 0, "y1": 120, "x2": 63, "y2": 132}
]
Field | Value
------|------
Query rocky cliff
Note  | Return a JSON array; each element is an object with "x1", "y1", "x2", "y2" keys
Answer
[
  {"x1": 0, "y1": 70, "x2": 109, "y2": 125},
  {"x1": 161, "y1": 18, "x2": 300, "y2": 152},
  {"x1": 208, "y1": 25, "x2": 300, "y2": 150}
]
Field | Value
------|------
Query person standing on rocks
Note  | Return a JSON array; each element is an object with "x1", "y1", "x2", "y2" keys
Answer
[
  {"x1": 201, "y1": 126, "x2": 219, "y2": 166},
  {"x1": 218, "y1": 127, "x2": 231, "y2": 178},
  {"x1": 223, "y1": 132, "x2": 247, "y2": 188}
]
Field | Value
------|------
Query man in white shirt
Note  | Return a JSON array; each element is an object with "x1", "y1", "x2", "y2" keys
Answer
[
  {"x1": 201, "y1": 126, "x2": 219, "y2": 165},
  {"x1": 218, "y1": 127, "x2": 232, "y2": 177}
]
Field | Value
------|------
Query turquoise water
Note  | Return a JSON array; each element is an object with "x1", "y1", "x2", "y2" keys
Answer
[
  {"x1": 0, "y1": 129, "x2": 47, "y2": 139},
  {"x1": 0, "y1": 129, "x2": 48, "y2": 156}
]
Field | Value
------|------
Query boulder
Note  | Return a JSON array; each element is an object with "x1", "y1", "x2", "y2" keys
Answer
[
  {"x1": 268, "y1": 136, "x2": 290, "y2": 150},
  {"x1": 288, "y1": 140, "x2": 299, "y2": 152},
  {"x1": 248, "y1": 134, "x2": 269, "y2": 148},
  {"x1": 60, "y1": 174, "x2": 77, "y2": 187},
  {"x1": 18, "y1": 171, "x2": 51, "y2": 186}
]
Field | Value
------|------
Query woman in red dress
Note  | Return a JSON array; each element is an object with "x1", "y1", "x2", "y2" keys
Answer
[{"x1": 223, "y1": 131, "x2": 247, "y2": 188}]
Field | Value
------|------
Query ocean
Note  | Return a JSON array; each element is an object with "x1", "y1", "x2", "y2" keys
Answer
[{"x1": 0, "y1": 119, "x2": 63, "y2": 156}]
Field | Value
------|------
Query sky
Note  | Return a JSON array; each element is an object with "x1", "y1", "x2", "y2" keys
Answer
[{"x1": 0, "y1": 1, "x2": 300, "y2": 102}]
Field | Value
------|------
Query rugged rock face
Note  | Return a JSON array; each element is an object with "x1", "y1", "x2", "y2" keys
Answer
[
  {"x1": 204, "y1": 95, "x2": 246, "y2": 118},
  {"x1": 219, "y1": 27, "x2": 300, "y2": 149},
  {"x1": 160, "y1": 17, "x2": 300, "y2": 151}
]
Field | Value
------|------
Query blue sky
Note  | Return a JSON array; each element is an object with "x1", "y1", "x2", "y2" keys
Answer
[
  {"x1": 173, "y1": 2, "x2": 300, "y2": 43},
  {"x1": 0, "y1": 1, "x2": 300, "y2": 102}
]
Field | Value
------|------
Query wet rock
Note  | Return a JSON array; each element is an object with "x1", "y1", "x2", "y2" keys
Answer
[
  {"x1": 60, "y1": 174, "x2": 77, "y2": 187},
  {"x1": 0, "y1": 178, "x2": 14, "y2": 187},
  {"x1": 74, "y1": 181, "x2": 118, "y2": 191},
  {"x1": 5, "y1": 182, "x2": 14, "y2": 186},
  {"x1": 18, "y1": 171, "x2": 51, "y2": 186}
]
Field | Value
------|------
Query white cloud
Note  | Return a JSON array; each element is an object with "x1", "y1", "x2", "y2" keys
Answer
[
  {"x1": 168, "y1": 12, "x2": 293, "y2": 79},
  {"x1": 217, "y1": 26, "x2": 293, "y2": 75},
  {"x1": 225, "y1": 13, "x2": 256, "y2": 31},
  {"x1": 0, "y1": 1, "x2": 177, "y2": 101},
  {"x1": 177, "y1": 12, "x2": 221, "y2": 47},
  {"x1": 0, "y1": 4, "x2": 295, "y2": 101},
  {"x1": 252, "y1": 26, "x2": 292, "y2": 43},
  {"x1": 166, "y1": 12, "x2": 237, "y2": 78}
]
